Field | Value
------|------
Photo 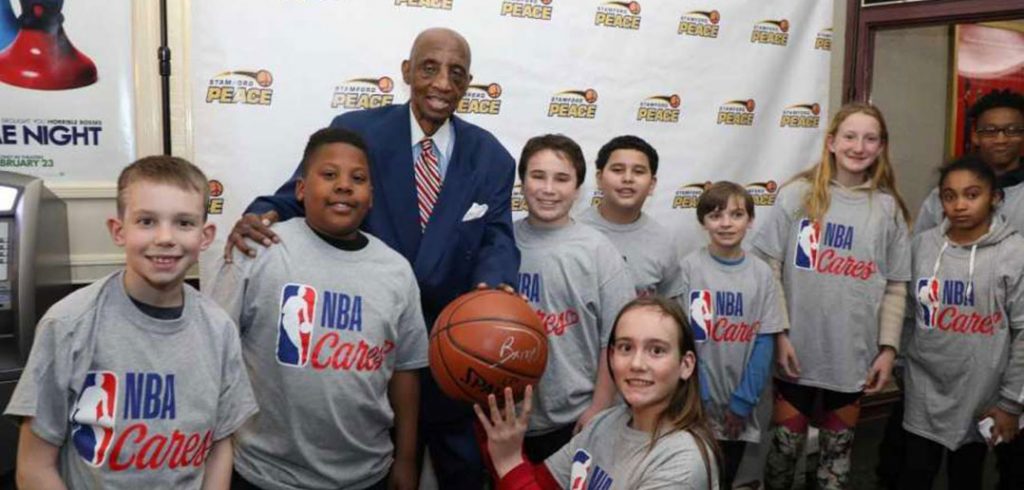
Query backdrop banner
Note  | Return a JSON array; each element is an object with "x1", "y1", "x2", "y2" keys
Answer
[
  {"x1": 192, "y1": 0, "x2": 833, "y2": 275},
  {"x1": 0, "y1": 0, "x2": 135, "y2": 181}
]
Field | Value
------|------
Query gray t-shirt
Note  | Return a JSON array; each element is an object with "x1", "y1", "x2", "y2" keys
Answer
[
  {"x1": 206, "y1": 219, "x2": 429, "y2": 490},
  {"x1": 4, "y1": 272, "x2": 257, "y2": 490},
  {"x1": 752, "y1": 181, "x2": 911, "y2": 392},
  {"x1": 576, "y1": 206, "x2": 686, "y2": 299},
  {"x1": 514, "y1": 219, "x2": 635, "y2": 434},
  {"x1": 913, "y1": 182, "x2": 1024, "y2": 236},
  {"x1": 680, "y1": 248, "x2": 784, "y2": 442},
  {"x1": 545, "y1": 405, "x2": 719, "y2": 490},
  {"x1": 903, "y1": 217, "x2": 1024, "y2": 450}
]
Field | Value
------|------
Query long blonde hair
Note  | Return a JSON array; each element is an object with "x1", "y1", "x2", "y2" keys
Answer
[
  {"x1": 606, "y1": 296, "x2": 720, "y2": 489},
  {"x1": 791, "y1": 103, "x2": 911, "y2": 225}
]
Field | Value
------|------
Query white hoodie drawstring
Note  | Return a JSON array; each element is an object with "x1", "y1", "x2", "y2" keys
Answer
[
  {"x1": 966, "y1": 244, "x2": 977, "y2": 299},
  {"x1": 930, "y1": 240, "x2": 949, "y2": 286},
  {"x1": 933, "y1": 238, "x2": 980, "y2": 299}
]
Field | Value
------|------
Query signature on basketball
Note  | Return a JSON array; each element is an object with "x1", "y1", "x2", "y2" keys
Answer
[{"x1": 491, "y1": 336, "x2": 540, "y2": 367}]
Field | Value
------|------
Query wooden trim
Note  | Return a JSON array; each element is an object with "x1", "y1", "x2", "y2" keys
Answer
[
  {"x1": 842, "y1": 0, "x2": 861, "y2": 103},
  {"x1": 848, "y1": 0, "x2": 1024, "y2": 102},
  {"x1": 48, "y1": 183, "x2": 117, "y2": 200}
]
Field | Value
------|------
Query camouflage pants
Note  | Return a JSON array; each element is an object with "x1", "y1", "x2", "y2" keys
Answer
[{"x1": 764, "y1": 425, "x2": 856, "y2": 490}]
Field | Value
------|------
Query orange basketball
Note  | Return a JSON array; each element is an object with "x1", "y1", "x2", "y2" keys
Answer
[{"x1": 429, "y1": 290, "x2": 547, "y2": 405}]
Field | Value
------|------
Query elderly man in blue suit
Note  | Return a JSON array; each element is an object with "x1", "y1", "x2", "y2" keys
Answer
[{"x1": 224, "y1": 27, "x2": 519, "y2": 489}]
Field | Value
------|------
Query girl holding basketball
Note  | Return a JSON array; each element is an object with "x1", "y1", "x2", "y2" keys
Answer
[
  {"x1": 751, "y1": 103, "x2": 912, "y2": 489},
  {"x1": 899, "y1": 156, "x2": 1024, "y2": 489},
  {"x1": 474, "y1": 296, "x2": 720, "y2": 489}
]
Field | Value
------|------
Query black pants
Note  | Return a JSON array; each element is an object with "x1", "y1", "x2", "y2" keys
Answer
[
  {"x1": 523, "y1": 423, "x2": 576, "y2": 463},
  {"x1": 874, "y1": 393, "x2": 906, "y2": 490},
  {"x1": 996, "y1": 434, "x2": 1024, "y2": 490},
  {"x1": 418, "y1": 368, "x2": 486, "y2": 489},
  {"x1": 719, "y1": 440, "x2": 746, "y2": 490},
  {"x1": 898, "y1": 431, "x2": 987, "y2": 490}
]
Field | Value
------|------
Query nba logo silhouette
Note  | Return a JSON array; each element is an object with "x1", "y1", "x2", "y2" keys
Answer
[
  {"x1": 569, "y1": 449, "x2": 592, "y2": 490},
  {"x1": 794, "y1": 219, "x2": 820, "y2": 270},
  {"x1": 277, "y1": 283, "x2": 317, "y2": 367},
  {"x1": 688, "y1": 290, "x2": 712, "y2": 342},
  {"x1": 70, "y1": 371, "x2": 118, "y2": 467},
  {"x1": 917, "y1": 277, "x2": 940, "y2": 329}
]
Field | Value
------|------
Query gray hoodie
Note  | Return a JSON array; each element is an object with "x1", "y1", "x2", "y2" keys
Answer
[{"x1": 902, "y1": 215, "x2": 1024, "y2": 450}]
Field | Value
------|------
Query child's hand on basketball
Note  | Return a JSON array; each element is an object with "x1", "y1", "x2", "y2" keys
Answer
[
  {"x1": 474, "y1": 385, "x2": 533, "y2": 478},
  {"x1": 723, "y1": 410, "x2": 746, "y2": 439}
]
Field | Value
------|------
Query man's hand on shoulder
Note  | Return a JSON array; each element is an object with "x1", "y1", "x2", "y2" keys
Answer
[{"x1": 223, "y1": 210, "x2": 280, "y2": 262}]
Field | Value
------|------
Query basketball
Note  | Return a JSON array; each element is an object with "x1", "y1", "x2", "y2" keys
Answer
[{"x1": 429, "y1": 289, "x2": 548, "y2": 405}]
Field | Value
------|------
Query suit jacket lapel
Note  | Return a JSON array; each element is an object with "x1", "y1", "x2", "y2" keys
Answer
[{"x1": 375, "y1": 104, "x2": 421, "y2": 257}]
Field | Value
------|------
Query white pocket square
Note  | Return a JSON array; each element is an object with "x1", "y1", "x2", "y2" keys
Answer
[{"x1": 462, "y1": 202, "x2": 488, "y2": 222}]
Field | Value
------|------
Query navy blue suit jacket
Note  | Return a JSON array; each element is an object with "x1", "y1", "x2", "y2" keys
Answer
[{"x1": 248, "y1": 103, "x2": 520, "y2": 323}]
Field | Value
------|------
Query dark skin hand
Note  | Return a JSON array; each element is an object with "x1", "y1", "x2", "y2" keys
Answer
[
  {"x1": 723, "y1": 410, "x2": 745, "y2": 439},
  {"x1": 223, "y1": 210, "x2": 279, "y2": 262},
  {"x1": 985, "y1": 406, "x2": 1021, "y2": 447}
]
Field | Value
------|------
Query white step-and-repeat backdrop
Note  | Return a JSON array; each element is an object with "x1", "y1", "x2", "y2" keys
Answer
[{"x1": 191, "y1": 0, "x2": 834, "y2": 272}]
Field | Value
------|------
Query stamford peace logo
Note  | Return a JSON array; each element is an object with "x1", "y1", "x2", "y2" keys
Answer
[
  {"x1": 511, "y1": 183, "x2": 528, "y2": 212},
  {"x1": 394, "y1": 0, "x2": 452, "y2": 10},
  {"x1": 501, "y1": 0, "x2": 553, "y2": 20},
  {"x1": 815, "y1": 28, "x2": 833, "y2": 51},
  {"x1": 590, "y1": 189, "x2": 604, "y2": 207},
  {"x1": 672, "y1": 182, "x2": 710, "y2": 209},
  {"x1": 745, "y1": 180, "x2": 778, "y2": 206},
  {"x1": 780, "y1": 103, "x2": 821, "y2": 129},
  {"x1": 751, "y1": 19, "x2": 789, "y2": 46},
  {"x1": 457, "y1": 83, "x2": 503, "y2": 115},
  {"x1": 205, "y1": 69, "x2": 274, "y2": 105},
  {"x1": 595, "y1": 1, "x2": 641, "y2": 30},
  {"x1": 208, "y1": 180, "x2": 224, "y2": 215},
  {"x1": 331, "y1": 76, "x2": 395, "y2": 110},
  {"x1": 717, "y1": 99, "x2": 756, "y2": 126},
  {"x1": 637, "y1": 94, "x2": 681, "y2": 123},
  {"x1": 548, "y1": 89, "x2": 598, "y2": 119},
  {"x1": 678, "y1": 10, "x2": 720, "y2": 38}
]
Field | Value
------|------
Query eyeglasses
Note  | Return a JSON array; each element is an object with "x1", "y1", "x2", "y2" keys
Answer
[{"x1": 975, "y1": 126, "x2": 1024, "y2": 138}]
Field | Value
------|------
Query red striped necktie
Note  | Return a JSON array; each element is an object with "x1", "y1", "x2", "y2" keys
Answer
[{"x1": 413, "y1": 138, "x2": 441, "y2": 230}]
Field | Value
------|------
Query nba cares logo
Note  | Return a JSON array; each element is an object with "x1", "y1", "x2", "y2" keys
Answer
[
  {"x1": 277, "y1": 283, "x2": 318, "y2": 367},
  {"x1": 794, "y1": 219, "x2": 820, "y2": 270},
  {"x1": 688, "y1": 290, "x2": 712, "y2": 342},
  {"x1": 917, "y1": 277, "x2": 941, "y2": 329},
  {"x1": 569, "y1": 449, "x2": 592, "y2": 490},
  {"x1": 70, "y1": 371, "x2": 118, "y2": 466}
]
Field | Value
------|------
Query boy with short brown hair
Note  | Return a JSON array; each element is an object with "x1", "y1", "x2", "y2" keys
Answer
[{"x1": 6, "y1": 156, "x2": 257, "y2": 489}]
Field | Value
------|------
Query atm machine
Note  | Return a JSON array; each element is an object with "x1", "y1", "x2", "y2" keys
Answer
[{"x1": 0, "y1": 171, "x2": 71, "y2": 478}]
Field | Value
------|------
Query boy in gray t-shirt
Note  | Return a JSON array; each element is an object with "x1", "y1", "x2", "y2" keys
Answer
[
  {"x1": 576, "y1": 135, "x2": 685, "y2": 299},
  {"x1": 683, "y1": 182, "x2": 784, "y2": 489},
  {"x1": 5, "y1": 157, "x2": 257, "y2": 489},
  {"x1": 512, "y1": 134, "x2": 635, "y2": 463},
  {"x1": 206, "y1": 128, "x2": 428, "y2": 490}
]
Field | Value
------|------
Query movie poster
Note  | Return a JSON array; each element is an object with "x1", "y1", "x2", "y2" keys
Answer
[{"x1": 0, "y1": 0, "x2": 135, "y2": 181}]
